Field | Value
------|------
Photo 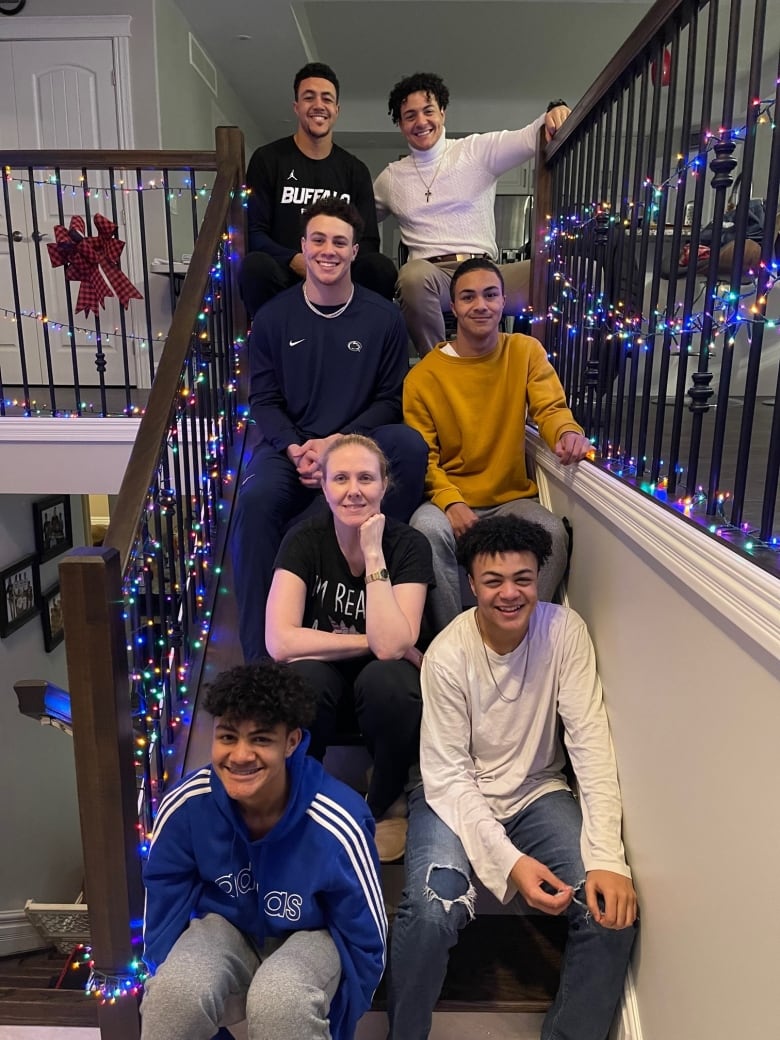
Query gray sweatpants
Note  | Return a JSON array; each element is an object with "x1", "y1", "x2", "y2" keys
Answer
[{"x1": 140, "y1": 914, "x2": 342, "y2": 1040}]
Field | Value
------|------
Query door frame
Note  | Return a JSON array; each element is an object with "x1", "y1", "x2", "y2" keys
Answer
[{"x1": 0, "y1": 16, "x2": 134, "y2": 150}]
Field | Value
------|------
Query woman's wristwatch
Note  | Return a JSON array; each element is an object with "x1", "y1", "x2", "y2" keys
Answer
[{"x1": 365, "y1": 567, "x2": 390, "y2": 584}]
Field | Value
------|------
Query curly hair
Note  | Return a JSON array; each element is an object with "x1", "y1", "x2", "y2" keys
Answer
[
  {"x1": 293, "y1": 62, "x2": 339, "y2": 100},
  {"x1": 387, "y1": 72, "x2": 450, "y2": 124},
  {"x1": 456, "y1": 515, "x2": 552, "y2": 575},
  {"x1": 203, "y1": 663, "x2": 317, "y2": 731},
  {"x1": 300, "y1": 196, "x2": 364, "y2": 242}
]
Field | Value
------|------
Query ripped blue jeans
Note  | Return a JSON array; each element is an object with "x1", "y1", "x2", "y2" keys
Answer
[{"x1": 388, "y1": 786, "x2": 636, "y2": 1040}]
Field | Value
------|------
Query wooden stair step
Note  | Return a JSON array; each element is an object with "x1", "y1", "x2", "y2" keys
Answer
[
  {"x1": 0, "y1": 972, "x2": 57, "y2": 988},
  {"x1": 0, "y1": 986, "x2": 99, "y2": 1027},
  {"x1": 374, "y1": 914, "x2": 567, "y2": 1012}
]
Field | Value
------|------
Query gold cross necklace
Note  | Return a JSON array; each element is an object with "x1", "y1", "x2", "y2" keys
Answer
[{"x1": 411, "y1": 152, "x2": 444, "y2": 203}]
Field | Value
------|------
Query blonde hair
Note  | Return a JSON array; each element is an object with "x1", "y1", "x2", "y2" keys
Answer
[{"x1": 321, "y1": 434, "x2": 390, "y2": 482}]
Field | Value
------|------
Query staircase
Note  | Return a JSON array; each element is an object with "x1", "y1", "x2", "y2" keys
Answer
[{"x1": 0, "y1": 947, "x2": 98, "y2": 1027}]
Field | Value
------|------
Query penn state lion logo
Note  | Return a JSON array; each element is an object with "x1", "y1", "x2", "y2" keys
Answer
[{"x1": 347, "y1": 340, "x2": 362, "y2": 352}]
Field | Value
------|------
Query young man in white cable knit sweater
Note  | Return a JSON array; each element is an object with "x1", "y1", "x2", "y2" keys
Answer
[{"x1": 373, "y1": 72, "x2": 570, "y2": 356}]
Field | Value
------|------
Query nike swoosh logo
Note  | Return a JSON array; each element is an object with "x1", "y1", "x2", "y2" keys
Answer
[{"x1": 289, "y1": 338, "x2": 305, "y2": 346}]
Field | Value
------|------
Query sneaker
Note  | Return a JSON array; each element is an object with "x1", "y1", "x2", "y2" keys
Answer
[{"x1": 375, "y1": 817, "x2": 408, "y2": 863}]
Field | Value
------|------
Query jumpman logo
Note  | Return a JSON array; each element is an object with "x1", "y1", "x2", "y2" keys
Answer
[{"x1": 287, "y1": 169, "x2": 298, "y2": 181}]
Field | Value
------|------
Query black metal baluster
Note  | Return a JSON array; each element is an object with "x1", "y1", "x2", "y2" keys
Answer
[
  {"x1": 53, "y1": 166, "x2": 82, "y2": 414},
  {"x1": 26, "y1": 167, "x2": 57, "y2": 414},
  {"x1": 135, "y1": 166, "x2": 158, "y2": 384},
  {"x1": 635, "y1": 41, "x2": 669, "y2": 480},
  {"x1": 730, "y1": 3, "x2": 775, "y2": 532},
  {"x1": 556, "y1": 139, "x2": 577, "y2": 398},
  {"x1": 709, "y1": 0, "x2": 767, "y2": 523},
  {"x1": 610, "y1": 80, "x2": 638, "y2": 454},
  {"x1": 686, "y1": 0, "x2": 740, "y2": 496},
  {"x1": 2, "y1": 168, "x2": 31, "y2": 415},
  {"x1": 162, "y1": 168, "x2": 177, "y2": 316},
  {"x1": 667, "y1": 6, "x2": 707, "y2": 495},
  {"x1": 81, "y1": 168, "x2": 109, "y2": 416},
  {"x1": 168, "y1": 419, "x2": 191, "y2": 661},
  {"x1": 107, "y1": 166, "x2": 133, "y2": 413},
  {"x1": 649, "y1": 22, "x2": 685, "y2": 484},
  {"x1": 623, "y1": 63, "x2": 651, "y2": 465},
  {"x1": 599, "y1": 93, "x2": 624, "y2": 451}
]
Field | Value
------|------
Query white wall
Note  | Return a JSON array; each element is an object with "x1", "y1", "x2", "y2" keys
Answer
[
  {"x1": 531, "y1": 437, "x2": 780, "y2": 1040},
  {"x1": 17, "y1": 0, "x2": 160, "y2": 148},
  {"x1": 155, "y1": 0, "x2": 264, "y2": 155},
  {"x1": 0, "y1": 495, "x2": 86, "y2": 927}
]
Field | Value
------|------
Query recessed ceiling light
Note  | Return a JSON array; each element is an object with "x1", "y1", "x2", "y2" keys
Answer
[{"x1": 237, "y1": 34, "x2": 252, "y2": 40}]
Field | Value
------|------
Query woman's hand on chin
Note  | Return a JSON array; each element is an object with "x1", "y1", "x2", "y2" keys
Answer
[{"x1": 359, "y1": 512, "x2": 386, "y2": 562}]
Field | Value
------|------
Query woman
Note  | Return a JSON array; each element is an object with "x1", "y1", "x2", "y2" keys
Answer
[{"x1": 266, "y1": 434, "x2": 433, "y2": 861}]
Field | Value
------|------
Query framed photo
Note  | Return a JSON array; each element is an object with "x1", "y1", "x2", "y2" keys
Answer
[
  {"x1": 33, "y1": 496, "x2": 73, "y2": 564},
  {"x1": 0, "y1": 554, "x2": 40, "y2": 638},
  {"x1": 41, "y1": 582, "x2": 65, "y2": 652}
]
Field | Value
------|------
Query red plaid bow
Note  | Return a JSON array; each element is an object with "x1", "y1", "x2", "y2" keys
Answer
[{"x1": 47, "y1": 213, "x2": 143, "y2": 317}]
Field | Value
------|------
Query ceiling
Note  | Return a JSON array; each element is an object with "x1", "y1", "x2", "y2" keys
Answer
[{"x1": 174, "y1": 0, "x2": 655, "y2": 151}]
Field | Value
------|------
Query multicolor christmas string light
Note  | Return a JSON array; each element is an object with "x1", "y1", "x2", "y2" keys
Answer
[
  {"x1": 538, "y1": 84, "x2": 780, "y2": 558},
  {"x1": 2, "y1": 166, "x2": 251, "y2": 207},
  {"x1": 108, "y1": 237, "x2": 246, "y2": 855},
  {"x1": 595, "y1": 449, "x2": 780, "y2": 554},
  {"x1": 541, "y1": 89, "x2": 777, "y2": 238},
  {"x1": 72, "y1": 945, "x2": 148, "y2": 1004}
]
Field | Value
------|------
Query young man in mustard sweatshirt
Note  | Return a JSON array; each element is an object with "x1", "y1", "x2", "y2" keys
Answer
[{"x1": 403, "y1": 257, "x2": 591, "y2": 630}]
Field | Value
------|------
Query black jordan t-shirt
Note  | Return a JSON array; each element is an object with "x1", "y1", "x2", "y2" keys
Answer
[
  {"x1": 245, "y1": 136, "x2": 381, "y2": 260},
  {"x1": 273, "y1": 512, "x2": 433, "y2": 635}
]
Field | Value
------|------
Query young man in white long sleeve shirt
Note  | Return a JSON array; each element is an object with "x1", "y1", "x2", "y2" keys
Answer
[
  {"x1": 388, "y1": 514, "x2": 637, "y2": 1040},
  {"x1": 373, "y1": 72, "x2": 570, "y2": 355}
]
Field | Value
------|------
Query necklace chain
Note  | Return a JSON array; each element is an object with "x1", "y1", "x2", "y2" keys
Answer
[
  {"x1": 302, "y1": 281, "x2": 354, "y2": 319},
  {"x1": 411, "y1": 152, "x2": 444, "y2": 203},
  {"x1": 474, "y1": 611, "x2": 529, "y2": 703}
]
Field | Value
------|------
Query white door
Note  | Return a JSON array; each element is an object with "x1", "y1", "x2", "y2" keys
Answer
[
  {"x1": 1, "y1": 37, "x2": 137, "y2": 389},
  {"x1": 0, "y1": 41, "x2": 42, "y2": 390}
]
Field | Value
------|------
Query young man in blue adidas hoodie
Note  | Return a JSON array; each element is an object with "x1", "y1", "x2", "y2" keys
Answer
[{"x1": 140, "y1": 662, "x2": 386, "y2": 1040}]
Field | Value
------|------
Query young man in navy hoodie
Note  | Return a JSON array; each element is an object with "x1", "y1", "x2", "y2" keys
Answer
[{"x1": 140, "y1": 662, "x2": 386, "y2": 1040}]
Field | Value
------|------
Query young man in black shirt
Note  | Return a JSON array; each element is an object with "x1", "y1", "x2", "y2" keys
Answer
[{"x1": 240, "y1": 62, "x2": 396, "y2": 317}]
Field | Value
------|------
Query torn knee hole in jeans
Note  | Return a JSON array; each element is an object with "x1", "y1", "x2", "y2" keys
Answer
[{"x1": 424, "y1": 863, "x2": 476, "y2": 919}]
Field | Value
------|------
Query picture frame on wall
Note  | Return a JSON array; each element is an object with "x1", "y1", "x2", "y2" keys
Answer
[
  {"x1": 0, "y1": 554, "x2": 40, "y2": 638},
  {"x1": 33, "y1": 495, "x2": 73, "y2": 564},
  {"x1": 41, "y1": 582, "x2": 65, "y2": 652}
]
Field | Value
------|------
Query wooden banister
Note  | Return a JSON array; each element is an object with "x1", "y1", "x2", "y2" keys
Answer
[
  {"x1": 0, "y1": 149, "x2": 219, "y2": 170},
  {"x1": 59, "y1": 546, "x2": 145, "y2": 1040},
  {"x1": 104, "y1": 128, "x2": 245, "y2": 571}
]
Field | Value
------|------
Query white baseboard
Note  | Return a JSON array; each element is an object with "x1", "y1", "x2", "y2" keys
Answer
[
  {"x1": 611, "y1": 965, "x2": 643, "y2": 1040},
  {"x1": 0, "y1": 908, "x2": 47, "y2": 956}
]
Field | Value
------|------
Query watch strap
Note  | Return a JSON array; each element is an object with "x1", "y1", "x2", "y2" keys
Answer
[{"x1": 365, "y1": 567, "x2": 390, "y2": 584}]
